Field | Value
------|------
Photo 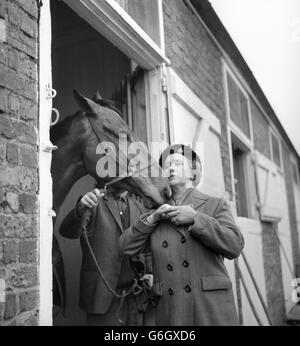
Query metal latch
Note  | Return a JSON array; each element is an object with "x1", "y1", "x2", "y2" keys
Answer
[
  {"x1": 48, "y1": 210, "x2": 56, "y2": 218},
  {"x1": 42, "y1": 142, "x2": 58, "y2": 153},
  {"x1": 45, "y1": 84, "x2": 57, "y2": 100}
]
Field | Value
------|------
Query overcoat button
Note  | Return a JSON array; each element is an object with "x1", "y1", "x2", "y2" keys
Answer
[
  {"x1": 181, "y1": 236, "x2": 186, "y2": 244},
  {"x1": 168, "y1": 288, "x2": 174, "y2": 296},
  {"x1": 162, "y1": 241, "x2": 168, "y2": 248},
  {"x1": 183, "y1": 260, "x2": 189, "y2": 268},
  {"x1": 167, "y1": 264, "x2": 173, "y2": 271},
  {"x1": 185, "y1": 285, "x2": 191, "y2": 293}
]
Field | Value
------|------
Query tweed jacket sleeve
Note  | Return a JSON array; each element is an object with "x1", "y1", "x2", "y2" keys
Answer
[
  {"x1": 119, "y1": 212, "x2": 156, "y2": 256},
  {"x1": 188, "y1": 198, "x2": 244, "y2": 260},
  {"x1": 59, "y1": 197, "x2": 96, "y2": 240}
]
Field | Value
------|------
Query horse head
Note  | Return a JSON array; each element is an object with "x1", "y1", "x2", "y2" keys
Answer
[{"x1": 51, "y1": 91, "x2": 171, "y2": 212}]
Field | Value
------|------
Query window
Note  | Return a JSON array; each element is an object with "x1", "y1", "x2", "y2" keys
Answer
[
  {"x1": 227, "y1": 72, "x2": 251, "y2": 139},
  {"x1": 113, "y1": 0, "x2": 162, "y2": 47},
  {"x1": 270, "y1": 131, "x2": 282, "y2": 168}
]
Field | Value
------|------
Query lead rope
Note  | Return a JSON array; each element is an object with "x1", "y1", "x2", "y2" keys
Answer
[
  {"x1": 83, "y1": 220, "x2": 142, "y2": 325},
  {"x1": 81, "y1": 189, "x2": 152, "y2": 325}
]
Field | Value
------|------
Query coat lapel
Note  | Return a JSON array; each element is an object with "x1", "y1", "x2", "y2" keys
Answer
[
  {"x1": 188, "y1": 189, "x2": 209, "y2": 210},
  {"x1": 128, "y1": 198, "x2": 140, "y2": 226}
]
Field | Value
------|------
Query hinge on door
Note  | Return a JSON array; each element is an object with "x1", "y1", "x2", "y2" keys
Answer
[
  {"x1": 45, "y1": 84, "x2": 57, "y2": 100},
  {"x1": 42, "y1": 142, "x2": 58, "y2": 153},
  {"x1": 48, "y1": 209, "x2": 57, "y2": 218}
]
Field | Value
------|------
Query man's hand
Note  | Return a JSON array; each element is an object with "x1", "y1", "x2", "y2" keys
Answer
[
  {"x1": 147, "y1": 204, "x2": 173, "y2": 225},
  {"x1": 80, "y1": 189, "x2": 104, "y2": 209},
  {"x1": 165, "y1": 205, "x2": 198, "y2": 226}
]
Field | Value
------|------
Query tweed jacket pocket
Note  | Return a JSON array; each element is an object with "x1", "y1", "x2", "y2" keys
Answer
[{"x1": 201, "y1": 276, "x2": 232, "y2": 291}]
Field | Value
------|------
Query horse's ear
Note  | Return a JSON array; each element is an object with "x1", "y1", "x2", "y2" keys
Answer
[
  {"x1": 93, "y1": 90, "x2": 103, "y2": 103},
  {"x1": 73, "y1": 90, "x2": 98, "y2": 114}
]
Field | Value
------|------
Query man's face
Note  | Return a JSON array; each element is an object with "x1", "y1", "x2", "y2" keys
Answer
[{"x1": 163, "y1": 153, "x2": 193, "y2": 187}]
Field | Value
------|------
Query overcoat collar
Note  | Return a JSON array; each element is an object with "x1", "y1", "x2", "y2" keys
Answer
[
  {"x1": 171, "y1": 188, "x2": 209, "y2": 209},
  {"x1": 187, "y1": 188, "x2": 209, "y2": 210}
]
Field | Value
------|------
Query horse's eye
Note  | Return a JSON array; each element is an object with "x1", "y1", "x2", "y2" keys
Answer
[{"x1": 103, "y1": 144, "x2": 114, "y2": 156}]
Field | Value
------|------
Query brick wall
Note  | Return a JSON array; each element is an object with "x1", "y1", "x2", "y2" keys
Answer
[
  {"x1": 282, "y1": 143, "x2": 300, "y2": 276},
  {"x1": 163, "y1": 0, "x2": 233, "y2": 197},
  {"x1": 0, "y1": 0, "x2": 39, "y2": 326},
  {"x1": 261, "y1": 222, "x2": 286, "y2": 325}
]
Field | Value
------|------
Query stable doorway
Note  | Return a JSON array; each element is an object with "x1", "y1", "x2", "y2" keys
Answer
[{"x1": 50, "y1": 0, "x2": 148, "y2": 325}]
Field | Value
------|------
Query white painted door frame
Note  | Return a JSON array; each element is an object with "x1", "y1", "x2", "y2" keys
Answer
[{"x1": 39, "y1": 0, "x2": 55, "y2": 326}]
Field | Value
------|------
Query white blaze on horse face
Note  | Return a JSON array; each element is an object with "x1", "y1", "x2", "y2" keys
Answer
[
  {"x1": 119, "y1": 132, "x2": 128, "y2": 178},
  {"x1": 96, "y1": 142, "x2": 117, "y2": 178},
  {"x1": 128, "y1": 142, "x2": 150, "y2": 177}
]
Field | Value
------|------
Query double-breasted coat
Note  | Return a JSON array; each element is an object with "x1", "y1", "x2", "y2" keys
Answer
[{"x1": 119, "y1": 188, "x2": 244, "y2": 326}]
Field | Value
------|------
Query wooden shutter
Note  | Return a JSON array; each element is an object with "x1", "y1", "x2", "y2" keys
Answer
[{"x1": 253, "y1": 151, "x2": 282, "y2": 222}]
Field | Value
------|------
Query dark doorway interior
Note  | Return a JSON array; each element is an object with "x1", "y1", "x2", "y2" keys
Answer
[
  {"x1": 51, "y1": 0, "x2": 132, "y2": 120},
  {"x1": 231, "y1": 134, "x2": 250, "y2": 218}
]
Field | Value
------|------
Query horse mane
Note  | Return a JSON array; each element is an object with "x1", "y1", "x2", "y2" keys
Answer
[
  {"x1": 95, "y1": 99, "x2": 123, "y2": 118},
  {"x1": 50, "y1": 98, "x2": 123, "y2": 143},
  {"x1": 50, "y1": 111, "x2": 82, "y2": 144}
]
